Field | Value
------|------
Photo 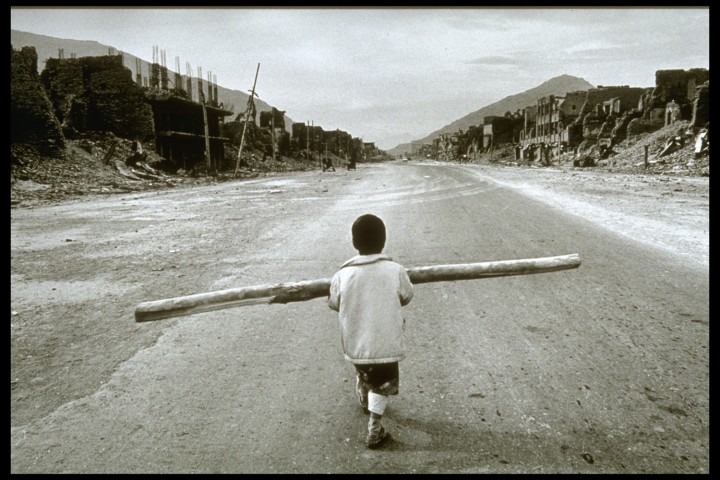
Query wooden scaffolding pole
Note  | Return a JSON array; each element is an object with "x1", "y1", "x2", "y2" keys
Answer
[
  {"x1": 233, "y1": 63, "x2": 261, "y2": 178},
  {"x1": 200, "y1": 89, "x2": 212, "y2": 172}
]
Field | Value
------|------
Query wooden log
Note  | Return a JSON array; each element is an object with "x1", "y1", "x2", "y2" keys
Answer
[
  {"x1": 114, "y1": 160, "x2": 142, "y2": 181},
  {"x1": 134, "y1": 253, "x2": 581, "y2": 323}
]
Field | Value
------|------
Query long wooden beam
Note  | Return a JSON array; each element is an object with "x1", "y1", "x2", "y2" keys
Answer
[{"x1": 134, "y1": 253, "x2": 581, "y2": 323}]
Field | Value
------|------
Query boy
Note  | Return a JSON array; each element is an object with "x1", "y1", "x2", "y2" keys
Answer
[{"x1": 328, "y1": 214, "x2": 414, "y2": 448}]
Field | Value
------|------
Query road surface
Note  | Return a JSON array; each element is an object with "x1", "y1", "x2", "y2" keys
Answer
[{"x1": 11, "y1": 161, "x2": 709, "y2": 473}]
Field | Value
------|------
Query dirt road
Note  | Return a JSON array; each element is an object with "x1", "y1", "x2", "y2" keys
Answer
[{"x1": 10, "y1": 161, "x2": 709, "y2": 473}]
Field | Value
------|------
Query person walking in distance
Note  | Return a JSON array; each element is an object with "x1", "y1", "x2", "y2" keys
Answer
[{"x1": 328, "y1": 214, "x2": 414, "y2": 448}]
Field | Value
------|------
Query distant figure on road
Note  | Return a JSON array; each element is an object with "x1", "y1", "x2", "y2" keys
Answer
[
  {"x1": 328, "y1": 214, "x2": 414, "y2": 448},
  {"x1": 322, "y1": 157, "x2": 335, "y2": 172}
]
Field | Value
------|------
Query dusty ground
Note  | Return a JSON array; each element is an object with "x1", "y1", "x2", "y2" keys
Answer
[{"x1": 459, "y1": 163, "x2": 709, "y2": 268}]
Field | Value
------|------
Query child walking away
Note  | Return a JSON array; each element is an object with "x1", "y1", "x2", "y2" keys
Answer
[{"x1": 328, "y1": 214, "x2": 414, "y2": 448}]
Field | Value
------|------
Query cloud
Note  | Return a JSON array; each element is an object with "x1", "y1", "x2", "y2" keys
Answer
[{"x1": 467, "y1": 55, "x2": 517, "y2": 66}]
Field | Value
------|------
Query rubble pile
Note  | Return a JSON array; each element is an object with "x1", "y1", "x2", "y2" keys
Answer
[
  {"x1": 492, "y1": 121, "x2": 708, "y2": 177},
  {"x1": 11, "y1": 134, "x2": 170, "y2": 206},
  {"x1": 10, "y1": 132, "x2": 324, "y2": 208},
  {"x1": 595, "y1": 121, "x2": 709, "y2": 176}
]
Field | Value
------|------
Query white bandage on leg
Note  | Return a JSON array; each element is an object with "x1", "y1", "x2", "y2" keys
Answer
[{"x1": 368, "y1": 392, "x2": 389, "y2": 416}]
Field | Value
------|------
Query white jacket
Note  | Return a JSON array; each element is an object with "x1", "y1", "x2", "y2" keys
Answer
[{"x1": 328, "y1": 254, "x2": 414, "y2": 364}]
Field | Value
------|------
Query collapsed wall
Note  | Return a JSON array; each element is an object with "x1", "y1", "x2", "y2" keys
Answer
[
  {"x1": 10, "y1": 45, "x2": 66, "y2": 158},
  {"x1": 691, "y1": 82, "x2": 709, "y2": 128},
  {"x1": 575, "y1": 86, "x2": 646, "y2": 141},
  {"x1": 641, "y1": 68, "x2": 709, "y2": 127}
]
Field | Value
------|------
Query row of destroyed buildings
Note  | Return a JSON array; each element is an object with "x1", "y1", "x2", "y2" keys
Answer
[
  {"x1": 413, "y1": 68, "x2": 709, "y2": 164},
  {"x1": 11, "y1": 44, "x2": 382, "y2": 173}
]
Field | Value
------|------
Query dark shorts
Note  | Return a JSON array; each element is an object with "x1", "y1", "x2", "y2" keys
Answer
[{"x1": 354, "y1": 362, "x2": 399, "y2": 396}]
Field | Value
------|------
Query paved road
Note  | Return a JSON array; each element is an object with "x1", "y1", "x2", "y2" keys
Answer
[{"x1": 10, "y1": 162, "x2": 708, "y2": 473}]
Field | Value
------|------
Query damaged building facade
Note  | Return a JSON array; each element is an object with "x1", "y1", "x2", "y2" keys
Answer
[
  {"x1": 519, "y1": 91, "x2": 586, "y2": 147},
  {"x1": 417, "y1": 67, "x2": 707, "y2": 165},
  {"x1": 11, "y1": 45, "x2": 66, "y2": 158},
  {"x1": 12, "y1": 42, "x2": 385, "y2": 171},
  {"x1": 517, "y1": 86, "x2": 645, "y2": 162},
  {"x1": 40, "y1": 54, "x2": 155, "y2": 142},
  {"x1": 291, "y1": 122, "x2": 366, "y2": 161},
  {"x1": 422, "y1": 114, "x2": 522, "y2": 161},
  {"x1": 143, "y1": 55, "x2": 233, "y2": 171},
  {"x1": 32, "y1": 48, "x2": 234, "y2": 172},
  {"x1": 145, "y1": 91, "x2": 233, "y2": 171},
  {"x1": 573, "y1": 85, "x2": 646, "y2": 146},
  {"x1": 482, "y1": 115, "x2": 521, "y2": 150},
  {"x1": 291, "y1": 122, "x2": 325, "y2": 158},
  {"x1": 423, "y1": 68, "x2": 707, "y2": 164},
  {"x1": 630, "y1": 68, "x2": 710, "y2": 134}
]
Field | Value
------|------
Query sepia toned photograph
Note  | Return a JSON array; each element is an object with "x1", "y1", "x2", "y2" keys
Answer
[{"x1": 11, "y1": 6, "x2": 709, "y2": 474}]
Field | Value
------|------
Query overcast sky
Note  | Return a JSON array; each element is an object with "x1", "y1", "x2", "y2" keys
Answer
[{"x1": 10, "y1": 7, "x2": 710, "y2": 150}]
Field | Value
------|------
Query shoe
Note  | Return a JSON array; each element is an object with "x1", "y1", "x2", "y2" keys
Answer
[
  {"x1": 365, "y1": 426, "x2": 390, "y2": 449},
  {"x1": 356, "y1": 375, "x2": 369, "y2": 414}
]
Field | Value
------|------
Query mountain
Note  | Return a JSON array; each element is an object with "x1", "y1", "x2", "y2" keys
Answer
[
  {"x1": 389, "y1": 74, "x2": 595, "y2": 154},
  {"x1": 10, "y1": 29, "x2": 291, "y2": 127}
]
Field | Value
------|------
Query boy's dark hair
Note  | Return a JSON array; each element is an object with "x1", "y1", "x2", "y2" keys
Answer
[{"x1": 352, "y1": 214, "x2": 386, "y2": 254}]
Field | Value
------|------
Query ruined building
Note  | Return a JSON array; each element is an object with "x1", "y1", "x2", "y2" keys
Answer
[
  {"x1": 520, "y1": 105, "x2": 538, "y2": 144},
  {"x1": 325, "y1": 129, "x2": 352, "y2": 157},
  {"x1": 573, "y1": 85, "x2": 646, "y2": 144},
  {"x1": 514, "y1": 85, "x2": 646, "y2": 162},
  {"x1": 630, "y1": 68, "x2": 709, "y2": 134},
  {"x1": 463, "y1": 125, "x2": 484, "y2": 158},
  {"x1": 14, "y1": 45, "x2": 234, "y2": 172},
  {"x1": 518, "y1": 86, "x2": 644, "y2": 152},
  {"x1": 349, "y1": 137, "x2": 364, "y2": 164},
  {"x1": 145, "y1": 90, "x2": 233, "y2": 171},
  {"x1": 291, "y1": 123, "x2": 361, "y2": 160},
  {"x1": 691, "y1": 81, "x2": 709, "y2": 128},
  {"x1": 310, "y1": 125, "x2": 326, "y2": 152},
  {"x1": 11, "y1": 45, "x2": 66, "y2": 158},
  {"x1": 142, "y1": 58, "x2": 233, "y2": 171},
  {"x1": 40, "y1": 54, "x2": 155, "y2": 141},
  {"x1": 363, "y1": 142, "x2": 378, "y2": 159},
  {"x1": 259, "y1": 107, "x2": 286, "y2": 130},
  {"x1": 421, "y1": 67, "x2": 708, "y2": 165},
  {"x1": 526, "y1": 91, "x2": 586, "y2": 145},
  {"x1": 12, "y1": 42, "x2": 378, "y2": 171},
  {"x1": 482, "y1": 115, "x2": 521, "y2": 150},
  {"x1": 291, "y1": 122, "x2": 309, "y2": 154}
]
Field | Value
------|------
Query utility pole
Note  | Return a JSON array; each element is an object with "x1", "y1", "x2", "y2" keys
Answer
[
  {"x1": 233, "y1": 63, "x2": 260, "y2": 178},
  {"x1": 306, "y1": 121, "x2": 310, "y2": 163}
]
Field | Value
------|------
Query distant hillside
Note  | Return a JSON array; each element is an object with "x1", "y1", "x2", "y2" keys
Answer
[
  {"x1": 10, "y1": 29, "x2": 292, "y2": 128},
  {"x1": 389, "y1": 74, "x2": 595, "y2": 155}
]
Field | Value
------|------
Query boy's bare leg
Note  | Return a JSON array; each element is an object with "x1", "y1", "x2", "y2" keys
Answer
[
  {"x1": 356, "y1": 374, "x2": 369, "y2": 414},
  {"x1": 366, "y1": 392, "x2": 390, "y2": 448}
]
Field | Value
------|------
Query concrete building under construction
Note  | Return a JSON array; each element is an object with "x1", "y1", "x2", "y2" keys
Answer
[{"x1": 145, "y1": 91, "x2": 233, "y2": 171}]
